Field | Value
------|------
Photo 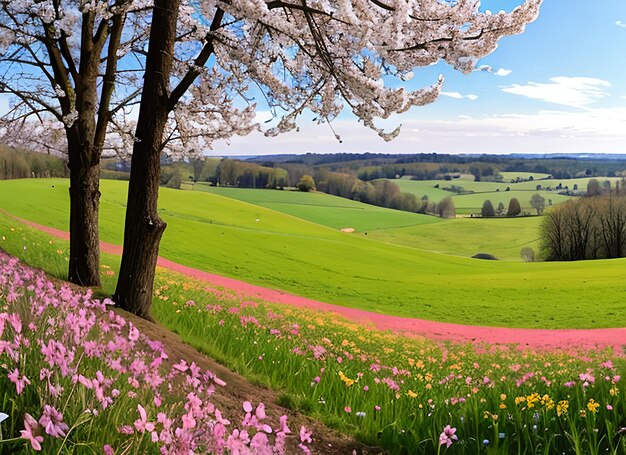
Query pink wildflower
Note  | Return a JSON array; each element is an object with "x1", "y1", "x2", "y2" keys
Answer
[
  {"x1": 20, "y1": 413, "x2": 43, "y2": 451},
  {"x1": 39, "y1": 405, "x2": 69, "y2": 438},
  {"x1": 134, "y1": 405, "x2": 155, "y2": 433},
  {"x1": 8, "y1": 368, "x2": 30, "y2": 395},
  {"x1": 439, "y1": 425, "x2": 458, "y2": 448}
]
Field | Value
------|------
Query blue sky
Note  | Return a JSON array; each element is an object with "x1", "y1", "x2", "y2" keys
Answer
[{"x1": 217, "y1": 0, "x2": 626, "y2": 155}]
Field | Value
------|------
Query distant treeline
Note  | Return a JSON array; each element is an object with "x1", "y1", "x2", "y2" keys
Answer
[
  {"x1": 0, "y1": 146, "x2": 68, "y2": 180},
  {"x1": 157, "y1": 157, "x2": 451, "y2": 216},
  {"x1": 249, "y1": 153, "x2": 626, "y2": 182},
  {"x1": 541, "y1": 193, "x2": 626, "y2": 261}
]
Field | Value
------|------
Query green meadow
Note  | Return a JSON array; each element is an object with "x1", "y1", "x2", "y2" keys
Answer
[
  {"x1": 392, "y1": 178, "x2": 573, "y2": 214},
  {"x1": 452, "y1": 190, "x2": 570, "y2": 213},
  {"x1": 1, "y1": 178, "x2": 626, "y2": 329},
  {"x1": 365, "y1": 216, "x2": 542, "y2": 261},
  {"x1": 192, "y1": 183, "x2": 439, "y2": 231},
  {"x1": 499, "y1": 171, "x2": 552, "y2": 181}
]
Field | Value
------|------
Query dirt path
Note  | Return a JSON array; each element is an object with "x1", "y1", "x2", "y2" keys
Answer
[{"x1": 5, "y1": 209, "x2": 626, "y2": 351}]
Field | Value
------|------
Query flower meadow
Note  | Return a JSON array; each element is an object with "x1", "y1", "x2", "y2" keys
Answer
[
  {"x1": 0, "y1": 251, "x2": 311, "y2": 454},
  {"x1": 151, "y1": 272, "x2": 626, "y2": 454},
  {"x1": 2, "y1": 218, "x2": 626, "y2": 454}
]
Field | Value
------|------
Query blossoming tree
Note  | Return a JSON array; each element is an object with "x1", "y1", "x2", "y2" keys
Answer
[
  {"x1": 0, "y1": 0, "x2": 151, "y2": 286},
  {"x1": 112, "y1": 0, "x2": 542, "y2": 318}
]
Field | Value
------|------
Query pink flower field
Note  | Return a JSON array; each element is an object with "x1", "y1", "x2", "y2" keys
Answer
[{"x1": 0, "y1": 251, "x2": 311, "y2": 454}]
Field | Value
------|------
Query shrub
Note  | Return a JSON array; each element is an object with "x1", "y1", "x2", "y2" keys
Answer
[
  {"x1": 481, "y1": 200, "x2": 495, "y2": 217},
  {"x1": 166, "y1": 172, "x2": 183, "y2": 189},
  {"x1": 520, "y1": 246, "x2": 535, "y2": 262},
  {"x1": 296, "y1": 175, "x2": 316, "y2": 192},
  {"x1": 507, "y1": 198, "x2": 521, "y2": 217},
  {"x1": 471, "y1": 253, "x2": 497, "y2": 260},
  {"x1": 437, "y1": 197, "x2": 455, "y2": 218},
  {"x1": 530, "y1": 194, "x2": 545, "y2": 215}
]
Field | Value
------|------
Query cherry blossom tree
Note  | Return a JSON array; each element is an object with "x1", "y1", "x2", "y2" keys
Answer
[
  {"x1": 113, "y1": 0, "x2": 542, "y2": 318},
  {"x1": 0, "y1": 0, "x2": 151, "y2": 286}
]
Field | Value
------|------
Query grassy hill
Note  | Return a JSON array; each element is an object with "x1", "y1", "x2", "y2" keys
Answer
[
  {"x1": 1, "y1": 178, "x2": 625, "y2": 329},
  {"x1": 192, "y1": 184, "x2": 439, "y2": 231}
]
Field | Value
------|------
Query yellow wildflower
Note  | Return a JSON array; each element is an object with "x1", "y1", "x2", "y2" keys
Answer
[
  {"x1": 338, "y1": 371, "x2": 355, "y2": 387},
  {"x1": 500, "y1": 394, "x2": 507, "y2": 401},
  {"x1": 540, "y1": 394, "x2": 554, "y2": 411},
  {"x1": 499, "y1": 403, "x2": 507, "y2": 410},
  {"x1": 515, "y1": 396, "x2": 526, "y2": 406},
  {"x1": 610, "y1": 386, "x2": 619, "y2": 396},
  {"x1": 556, "y1": 401, "x2": 567, "y2": 416},
  {"x1": 526, "y1": 393, "x2": 540, "y2": 408},
  {"x1": 407, "y1": 390, "x2": 418, "y2": 398},
  {"x1": 587, "y1": 399, "x2": 600, "y2": 414}
]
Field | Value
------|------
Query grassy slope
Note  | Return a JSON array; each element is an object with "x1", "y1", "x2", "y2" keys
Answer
[
  {"x1": 499, "y1": 172, "x2": 551, "y2": 181},
  {"x1": 192, "y1": 184, "x2": 440, "y2": 231},
  {"x1": 195, "y1": 186, "x2": 541, "y2": 261},
  {"x1": 366, "y1": 216, "x2": 542, "y2": 261},
  {"x1": 1, "y1": 178, "x2": 626, "y2": 329}
]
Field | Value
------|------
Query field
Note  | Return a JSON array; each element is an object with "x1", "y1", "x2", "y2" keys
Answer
[
  {"x1": 193, "y1": 183, "x2": 439, "y2": 232},
  {"x1": 1, "y1": 215, "x2": 625, "y2": 454},
  {"x1": 366, "y1": 216, "x2": 542, "y2": 260},
  {"x1": 2, "y1": 179, "x2": 626, "y2": 329},
  {"x1": 499, "y1": 171, "x2": 552, "y2": 181},
  {"x1": 391, "y1": 177, "x2": 610, "y2": 214}
]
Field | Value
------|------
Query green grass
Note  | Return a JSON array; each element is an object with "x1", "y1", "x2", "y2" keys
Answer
[
  {"x1": 191, "y1": 184, "x2": 439, "y2": 231},
  {"x1": 2, "y1": 178, "x2": 626, "y2": 329},
  {"x1": 513, "y1": 176, "x2": 620, "y2": 191},
  {"x1": 365, "y1": 216, "x2": 542, "y2": 261},
  {"x1": 391, "y1": 178, "x2": 572, "y2": 214},
  {"x1": 451, "y1": 190, "x2": 570, "y2": 214},
  {"x1": 4, "y1": 214, "x2": 626, "y2": 454},
  {"x1": 499, "y1": 171, "x2": 552, "y2": 181}
]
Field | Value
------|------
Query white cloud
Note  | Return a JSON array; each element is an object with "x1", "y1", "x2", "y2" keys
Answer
[
  {"x1": 494, "y1": 68, "x2": 512, "y2": 77},
  {"x1": 475, "y1": 65, "x2": 512, "y2": 77},
  {"x1": 501, "y1": 76, "x2": 611, "y2": 108},
  {"x1": 440, "y1": 91, "x2": 479, "y2": 101},
  {"x1": 616, "y1": 20, "x2": 626, "y2": 28}
]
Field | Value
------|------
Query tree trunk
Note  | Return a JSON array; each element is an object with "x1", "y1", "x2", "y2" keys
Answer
[
  {"x1": 113, "y1": 0, "x2": 180, "y2": 319},
  {"x1": 66, "y1": 134, "x2": 101, "y2": 287}
]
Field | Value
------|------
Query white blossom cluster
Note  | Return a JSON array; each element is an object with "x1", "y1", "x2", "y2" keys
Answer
[
  {"x1": 0, "y1": 0, "x2": 151, "y2": 156},
  {"x1": 166, "y1": 0, "x2": 541, "y2": 146},
  {"x1": 1, "y1": 0, "x2": 542, "y2": 158}
]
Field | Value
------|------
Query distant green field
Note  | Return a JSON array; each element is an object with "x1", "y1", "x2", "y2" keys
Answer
[
  {"x1": 389, "y1": 177, "x2": 608, "y2": 214},
  {"x1": 513, "y1": 176, "x2": 620, "y2": 191},
  {"x1": 499, "y1": 171, "x2": 552, "y2": 181},
  {"x1": 366, "y1": 216, "x2": 542, "y2": 261},
  {"x1": 192, "y1": 184, "x2": 439, "y2": 231},
  {"x1": 384, "y1": 179, "x2": 454, "y2": 201},
  {"x1": 2, "y1": 178, "x2": 626, "y2": 329},
  {"x1": 452, "y1": 190, "x2": 570, "y2": 214}
]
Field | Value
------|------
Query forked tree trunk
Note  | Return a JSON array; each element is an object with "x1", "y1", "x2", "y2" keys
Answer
[
  {"x1": 113, "y1": 0, "x2": 180, "y2": 319},
  {"x1": 66, "y1": 135, "x2": 101, "y2": 287}
]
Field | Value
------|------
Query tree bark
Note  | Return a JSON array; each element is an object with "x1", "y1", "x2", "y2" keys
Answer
[
  {"x1": 113, "y1": 0, "x2": 180, "y2": 319},
  {"x1": 66, "y1": 115, "x2": 102, "y2": 287}
]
